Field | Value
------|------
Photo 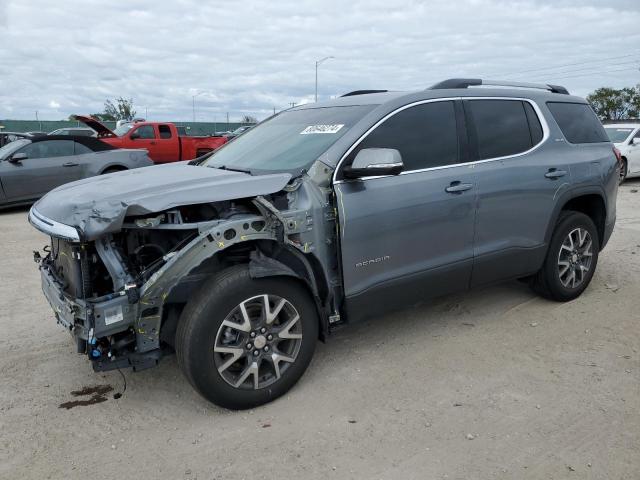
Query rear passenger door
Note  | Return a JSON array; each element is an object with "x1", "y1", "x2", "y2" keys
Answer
[
  {"x1": 335, "y1": 100, "x2": 478, "y2": 320},
  {"x1": 467, "y1": 98, "x2": 568, "y2": 286}
]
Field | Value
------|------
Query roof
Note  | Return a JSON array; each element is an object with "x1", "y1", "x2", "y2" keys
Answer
[{"x1": 295, "y1": 78, "x2": 585, "y2": 111}]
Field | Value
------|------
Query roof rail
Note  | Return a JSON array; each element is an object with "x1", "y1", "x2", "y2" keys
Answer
[
  {"x1": 429, "y1": 78, "x2": 569, "y2": 95},
  {"x1": 341, "y1": 89, "x2": 388, "y2": 97}
]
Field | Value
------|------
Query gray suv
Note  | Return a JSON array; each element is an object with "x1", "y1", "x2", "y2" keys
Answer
[{"x1": 29, "y1": 78, "x2": 618, "y2": 409}]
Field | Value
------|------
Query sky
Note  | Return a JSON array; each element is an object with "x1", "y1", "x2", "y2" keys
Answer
[{"x1": 0, "y1": 0, "x2": 639, "y2": 122}]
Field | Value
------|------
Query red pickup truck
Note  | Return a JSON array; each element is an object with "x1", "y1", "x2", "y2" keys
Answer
[{"x1": 74, "y1": 115, "x2": 227, "y2": 163}]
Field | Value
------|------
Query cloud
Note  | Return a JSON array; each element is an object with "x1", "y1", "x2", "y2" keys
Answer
[
  {"x1": 0, "y1": 0, "x2": 638, "y2": 120},
  {"x1": 49, "y1": 100, "x2": 60, "y2": 109}
]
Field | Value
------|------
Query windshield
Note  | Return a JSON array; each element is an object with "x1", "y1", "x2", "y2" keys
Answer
[
  {"x1": 0, "y1": 139, "x2": 29, "y2": 159},
  {"x1": 203, "y1": 105, "x2": 375, "y2": 172},
  {"x1": 114, "y1": 123, "x2": 134, "y2": 136},
  {"x1": 604, "y1": 127, "x2": 635, "y2": 143}
]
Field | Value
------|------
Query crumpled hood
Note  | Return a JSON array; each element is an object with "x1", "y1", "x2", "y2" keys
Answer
[{"x1": 33, "y1": 162, "x2": 291, "y2": 240}]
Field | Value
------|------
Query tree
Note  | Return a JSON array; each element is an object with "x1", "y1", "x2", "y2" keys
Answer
[
  {"x1": 240, "y1": 114, "x2": 258, "y2": 124},
  {"x1": 102, "y1": 97, "x2": 136, "y2": 121},
  {"x1": 587, "y1": 86, "x2": 640, "y2": 120}
]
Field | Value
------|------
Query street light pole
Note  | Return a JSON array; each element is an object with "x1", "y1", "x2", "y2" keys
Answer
[
  {"x1": 192, "y1": 92, "x2": 204, "y2": 122},
  {"x1": 315, "y1": 56, "x2": 334, "y2": 102}
]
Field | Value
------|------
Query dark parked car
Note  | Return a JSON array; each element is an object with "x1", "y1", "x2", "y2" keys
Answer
[
  {"x1": 29, "y1": 78, "x2": 618, "y2": 409},
  {"x1": 0, "y1": 135, "x2": 152, "y2": 209}
]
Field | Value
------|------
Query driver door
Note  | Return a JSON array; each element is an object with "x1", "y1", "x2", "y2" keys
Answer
[
  {"x1": 128, "y1": 125, "x2": 157, "y2": 159},
  {"x1": 334, "y1": 100, "x2": 478, "y2": 321},
  {"x1": 1, "y1": 140, "x2": 76, "y2": 202}
]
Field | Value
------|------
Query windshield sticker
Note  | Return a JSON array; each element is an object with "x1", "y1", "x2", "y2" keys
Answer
[{"x1": 300, "y1": 124, "x2": 344, "y2": 135}]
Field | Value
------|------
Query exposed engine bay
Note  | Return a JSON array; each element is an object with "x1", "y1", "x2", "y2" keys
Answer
[{"x1": 34, "y1": 166, "x2": 339, "y2": 373}]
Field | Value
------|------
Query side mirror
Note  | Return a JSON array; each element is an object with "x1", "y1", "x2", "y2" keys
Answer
[
  {"x1": 632, "y1": 137, "x2": 640, "y2": 146},
  {"x1": 343, "y1": 148, "x2": 404, "y2": 179},
  {"x1": 9, "y1": 152, "x2": 28, "y2": 163},
  {"x1": 130, "y1": 131, "x2": 140, "y2": 140}
]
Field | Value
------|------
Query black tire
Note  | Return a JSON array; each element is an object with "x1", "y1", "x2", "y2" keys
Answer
[
  {"x1": 176, "y1": 265, "x2": 318, "y2": 409},
  {"x1": 531, "y1": 211, "x2": 599, "y2": 302},
  {"x1": 619, "y1": 158, "x2": 628, "y2": 184}
]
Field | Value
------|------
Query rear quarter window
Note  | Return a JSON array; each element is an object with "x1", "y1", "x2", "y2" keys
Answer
[{"x1": 546, "y1": 102, "x2": 608, "y2": 144}]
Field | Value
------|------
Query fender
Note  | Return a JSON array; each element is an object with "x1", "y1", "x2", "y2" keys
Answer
[{"x1": 543, "y1": 184, "x2": 607, "y2": 246}]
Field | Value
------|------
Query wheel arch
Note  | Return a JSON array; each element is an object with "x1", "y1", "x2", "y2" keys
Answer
[
  {"x1": 159, "y1": 239, "x2": 331, "y2": 347},
  {"x1": 545, "y1": 187, "x2": 607, "y2": 250},
  {"x1": 99, "y1": 163, "x2": 129, "y2": 174}
]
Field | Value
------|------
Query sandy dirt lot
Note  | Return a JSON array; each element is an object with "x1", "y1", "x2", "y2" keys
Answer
[{"x1": 1, "y1": 183, "x2": 639, "y2": 480}]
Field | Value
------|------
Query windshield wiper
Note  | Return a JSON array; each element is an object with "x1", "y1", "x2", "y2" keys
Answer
[{"x1": 214, "y1": 165, "x2": 253, "y2": 175}]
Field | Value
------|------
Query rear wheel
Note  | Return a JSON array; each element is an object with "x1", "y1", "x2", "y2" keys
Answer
[
  {"x1": 619, "y1": 158, "x2": 628, "y2": 184},
  {"x1": 176, "y1": 265, "x2": 318, "y2": 409},
  {"x1": 531, "y1": 211, "x2": 599, "y2": 302}
]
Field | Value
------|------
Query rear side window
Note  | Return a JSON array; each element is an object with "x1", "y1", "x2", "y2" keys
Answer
[
  {"x1": 74, "y1": 142, "x2": 92, "y2": 154},
  {"x1": 158, "y1": 125, "x2": 172, "y2": 139},
  {"x1": 546, "y1": 102, "x2": 608, "y2": 144},
  {"x1": 350, "y1": 100, "x2": 458, "y2": 171},
  {"x1": 467, "y1": 100, "x2": 534, "y2": 160}
]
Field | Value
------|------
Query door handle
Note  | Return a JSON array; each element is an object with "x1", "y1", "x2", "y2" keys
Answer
[
  {"x1": 545, "y1": 168, "x2": 567, "y2": 179},
  {"x1": 63, "y1": 162, "x2": 79, "y2": 167},
  {"x1": 150, "y1": 141, "x2": 156, "y2": 145},
  {"x1": 445, "y1": 181, "x2": 473, "y2": 193}
]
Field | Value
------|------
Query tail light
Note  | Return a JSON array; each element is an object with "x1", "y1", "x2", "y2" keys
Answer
[{"x1": 613, "y1": 146, "x2": 622, "y2": 165}]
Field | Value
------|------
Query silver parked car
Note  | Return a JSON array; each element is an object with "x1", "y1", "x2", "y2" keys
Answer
[{"x1": 0, "y1": 135, "x2": 153, "y2": 209}]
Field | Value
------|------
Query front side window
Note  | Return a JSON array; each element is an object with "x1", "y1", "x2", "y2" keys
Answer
[
  {"x1": 547, "y1": 102, "x2": 608, "y2": 144},
  {"x1": 20, "y1": 140, "x2": 74, "y2": 159},
  {"x1": 347, "y1": 100, "x2": 459, "y2": 171},
  {"x1": 134, "y1": 125, "x2": 155, "y2": 139},
  {"x1": 468, "y1": 100, "x2": 535, "y2": 160}
]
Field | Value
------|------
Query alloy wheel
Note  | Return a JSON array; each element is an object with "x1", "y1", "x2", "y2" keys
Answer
[
  {"x1": 213, "y1": 294, "x2": 303, "y2": 390},
  {"x1": 557, "y1": 227, "x2": 593, "y2": 289}
]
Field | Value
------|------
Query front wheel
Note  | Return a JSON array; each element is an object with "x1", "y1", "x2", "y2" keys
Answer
[
  {"x1": 531, "y1": 211, "x2": 599, "y2": 302},
  {"x1": 176, "y1": 265, "x2": 318, "y2": 409}
]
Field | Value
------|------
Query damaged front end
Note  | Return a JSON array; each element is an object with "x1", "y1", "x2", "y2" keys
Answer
[{"x1": 30, "y1": 163, "x2": 339, "y2": 372}]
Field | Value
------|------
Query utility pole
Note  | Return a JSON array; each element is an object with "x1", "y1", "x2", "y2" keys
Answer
[
  {"x1": 315, "y1": 56, "x2": 334, "y2": 102},
  {"x1": 192, "y1": 92, "x2": 204, "y2": 123}
]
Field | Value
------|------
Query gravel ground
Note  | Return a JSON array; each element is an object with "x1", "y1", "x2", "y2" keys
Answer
[{"x1": 1, "y1": 183, "x2": 639, "y2": 480}]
